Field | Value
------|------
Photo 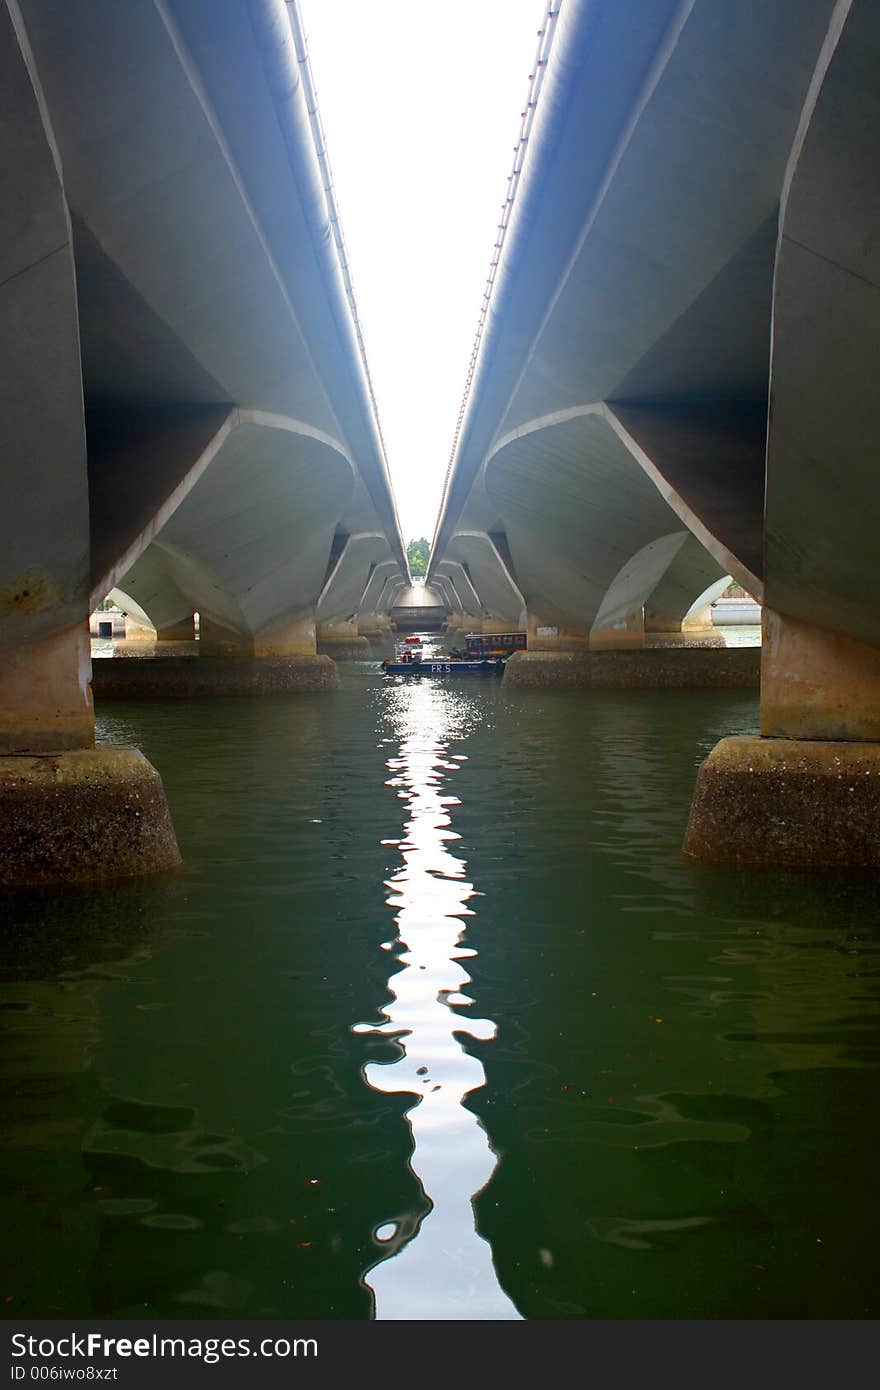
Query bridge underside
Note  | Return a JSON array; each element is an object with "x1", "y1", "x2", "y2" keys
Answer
[
  {"x1": 0, "y1": 0, "x2": 406, "y2": 883},
  {"x1": 430, "y1": 0, "x2": 880, "y2": 866}
]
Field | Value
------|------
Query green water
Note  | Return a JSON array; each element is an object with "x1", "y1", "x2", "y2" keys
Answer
[{"x1": 2, "y1": 669, "x2": 878, "y2": 1319}]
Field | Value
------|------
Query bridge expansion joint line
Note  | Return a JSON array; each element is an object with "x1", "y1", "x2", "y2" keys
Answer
[{"x1": 431, "y1": 2, "x2": 561, "y2": 560}]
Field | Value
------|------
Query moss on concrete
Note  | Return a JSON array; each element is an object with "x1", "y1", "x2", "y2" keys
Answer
[{"x1": 0, "y1": 747, "x2": 181, "y2": 887}]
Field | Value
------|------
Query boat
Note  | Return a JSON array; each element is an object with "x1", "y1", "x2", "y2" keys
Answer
[
  {"x1": 459, "y1": 631, "x2": 527, "y2": 658},
  {"x1": 381, "y1": 656, "x2": 504, "y2": 676}
]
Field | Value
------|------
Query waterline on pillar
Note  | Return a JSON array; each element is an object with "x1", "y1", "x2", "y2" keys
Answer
[{"x1": 354, "y1": 682, "x2": 520, "y2": 1320}]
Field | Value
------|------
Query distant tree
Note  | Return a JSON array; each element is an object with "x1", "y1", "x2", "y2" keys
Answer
[{"x1": 407, "y1": 538, "x2": 430, "y2": 576}]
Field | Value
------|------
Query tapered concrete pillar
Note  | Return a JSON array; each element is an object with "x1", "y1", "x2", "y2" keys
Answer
[
  {"x1": 685, "y1": 0, "x2": 880, "y2": 871},
  {"x1": 0, "y1": 626, "x2": 94, "y2": 755},
  {"x1": 0, "y1": 626, "x2": 180, "y2": 887},
  {"x1": 316, "y1": 619, "x2": 371, "y2": 661},
  {"x1": 685, "y1": 612, "x2": 880, "y2": 868},
  {"x1": 357, "y1": 613, "x2": 393, "y2": 656},
  {"x1": 0, "y1": 9, "x2": 181, "y2": 886},
  {"x1": 197, "y1": 615, "x2": 254, "y2": 658}
]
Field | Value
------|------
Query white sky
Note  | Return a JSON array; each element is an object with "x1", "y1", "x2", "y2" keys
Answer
[{"x1": 298, "y1": 0, "x2": 546, "y2": 542}]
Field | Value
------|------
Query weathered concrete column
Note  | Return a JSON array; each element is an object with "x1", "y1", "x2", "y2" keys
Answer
[
  {"x1": 685, "y1": 0, "x2": 880, "y2": 871},
  {"x1": 358, "y1": 613, "x2": 393, "y2": 655},
  {"x1": 0, "y1": 9, "x2": 180, "y2": 887},
  {"x1": 685, "y1": 612, "x2": 880, "y2": 868},
  {"x1": 0, "y1": 626, "x2": 94, "y2": 755},
  {"x1": 316, "y1": 619, "x2": 371, "y2": 661},
  {"x1": 0, "y1": 626, "x2": 181, "y2": 887}
]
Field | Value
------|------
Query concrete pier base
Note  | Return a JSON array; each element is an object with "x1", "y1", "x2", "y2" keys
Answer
[
  {"x1": 0, "y1": 747, "x2": 181, "y2": 887},
  {"x1": 111, "y1": 640, "x2": 199, "y2": 658},
  {"x1": 503, "y1": 651, "x2": 593, "y2": 689},
  {"x1": 362, "y1": 631, "x2": 393, "y2": 657},
  {"x1": 683, "y1": 735, "x2": 880, "y2": 869},
  {"x1": 92, "y1": 655, "x2": 340, "y2": 698},
  {"x1": 644, "y1": 631, "x2": 726, "y2": 649},
  {"x1": 503, "y1": 647, "x2": 760, "y2": 690},
  {"x1": 315, "y1": 636, "x2": 372, "y2": 661}
]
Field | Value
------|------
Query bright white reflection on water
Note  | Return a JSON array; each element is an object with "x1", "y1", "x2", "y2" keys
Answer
[{"x1": 354, "y1": 681, "x2": 520, "y2": 1320}]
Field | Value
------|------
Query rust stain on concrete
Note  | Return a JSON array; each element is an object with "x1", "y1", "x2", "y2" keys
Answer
[{"x1": 0, "y1": 567, "x2": 62, "y2": 615}]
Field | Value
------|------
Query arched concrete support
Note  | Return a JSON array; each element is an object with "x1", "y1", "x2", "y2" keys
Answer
[
  {"x1": 433, "y1": 576, "x2": 464, "y2": 617},
  {"x1": 88, "y1": 405, "x2": 236, "y2": 603},
  {"x1": 317, "y1": 533, "x2": 389, "y2": 624},
  {"x1": 147, "y1": 414, "x2": 355, "y2": 635},
  {"x1": 606, "y1": 402, "x2": 765, "y2": 599},
  {"x1": 90, "y1": 412, "x2": 360, "y2": 688},
  {"x1": 355, "y1": 560, "x2": 400, "y2": 648},
  {"x1": 485, "y1": 409, "x2": 702, "y2": 643},
  {"x1": 646, "y1": 539, "x2": 728, "y2": 639},
  {"x1": 591, "y1": 532, "x2": 691, "y2": 649},
  {"x1": 434, "y1": 561, "x2": 484, "y2": 620},
  {"x1": 590, "y1": 531, "x2": 727, "y2": 648},
  {"x1": 102, "y1": 414, "x2": 356, "y2": 666},
  {"x1": 686, "y1": 0, "x2": 880, "y2": 867},
  {"x1": 108, "y1": 560, "x2": 195, "y2": 640},
  {"x1": 379, "y1": 577, "x2": 406, "y2": 614},
  {"x1": 358, "y1": 560, "x2": 401, "y2": 618},
  {"x1": 105, "y1": 586, "x2": 196, "y2": 656},
  {"x1": 109, "y1": 589, "x2": 158, "y2": 641},
  {"x1": 315, "y1": 533, "x2": 391, "y2": 658},
  {"x1": 0, "y1": 4, "x2": 179, "y2": 883},
  {"x1": 443, "y1": 532, "x2": 523, "y2": 628}
]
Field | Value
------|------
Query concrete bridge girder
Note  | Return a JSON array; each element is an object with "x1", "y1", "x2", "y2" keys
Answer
[
  {"x1": 23, "y1": 0, "x2": 329, "y2": 420},
  {"x1": 431, "y1": 0, "x2": 835, "y2": 579},
  {"x1": 21, "y1": 0, "x2": 402, "y2": 556},
  {"x1": 505, "y1": 0, "x2": 833, "y2": 431}
]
